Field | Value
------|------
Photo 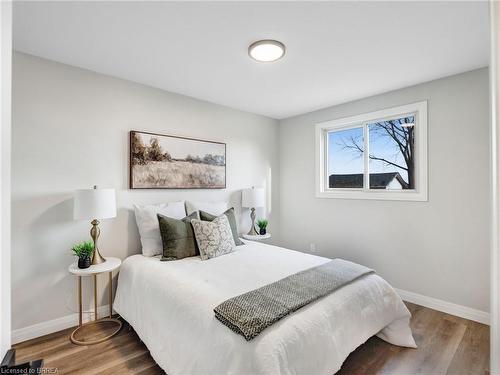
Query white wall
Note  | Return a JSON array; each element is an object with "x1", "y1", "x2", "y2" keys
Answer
[
  {"x1": 0, "y1": 0, "x2": 12, "y2": 358},
  {"x1": 279, "y1": 68, "x2": 490, "y2": 312},
  {"x1": 11, "y1": 52, "x2": 280, "y2": 332}
]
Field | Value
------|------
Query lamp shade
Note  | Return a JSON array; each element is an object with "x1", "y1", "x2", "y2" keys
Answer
[
  {"x1": 242, "y1": 187, "x2": 265, "y2": 208},
  {"x1": 73, "y1": 188, "x2": 117, "y2": 220}
]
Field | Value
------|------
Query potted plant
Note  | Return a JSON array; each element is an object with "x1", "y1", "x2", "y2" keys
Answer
[
  {"x1": 72, "y1": 241, "x2": 94, "y2": 269},
  {"x1": 256, "y1": 219, "x2": 268, "y2": 235}
]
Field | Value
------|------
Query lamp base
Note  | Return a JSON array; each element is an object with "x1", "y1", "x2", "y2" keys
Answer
[
  {"x1": 91, "y1": 248, "x2": 106, "y2": 265},
  {"x1": 247, "y1": 227, "x2": 259, "y2": 236},
  {"x1": 90, "y1": 219, "x2": 106, "y2": 265},
  {"x1": 246, "y1": 208, "x2": 259, "y2": 236}
]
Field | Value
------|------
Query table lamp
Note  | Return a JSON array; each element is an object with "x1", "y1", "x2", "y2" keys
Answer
[
  {"x1": 242, "y1": 187, "x2": 265, "y2": 236},
  {"x1": 73, "y1": 186, "x2": 116, "y2": 265}
]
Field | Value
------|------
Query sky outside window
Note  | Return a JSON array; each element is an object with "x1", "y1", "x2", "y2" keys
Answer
[{"x1": 327, "y1": 115, "x2": 415, "y2": 190}]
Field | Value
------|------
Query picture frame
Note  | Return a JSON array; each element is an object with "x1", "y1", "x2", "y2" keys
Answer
[{"x1": 129, "y1": 130, "x2": 226, "y2": 189}]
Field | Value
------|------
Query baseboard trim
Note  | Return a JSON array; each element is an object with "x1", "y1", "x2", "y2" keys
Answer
[
  {"x1": 395, "y1": 288, "x2": 490, "y2": 325},
  {"x1": 12, "y1": 305, "x2": 112, "y2": 345}
]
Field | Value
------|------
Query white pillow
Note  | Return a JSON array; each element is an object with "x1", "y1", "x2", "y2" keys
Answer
[
  {"x1": 134, "y1": 201, "x2": 186, "y2": 257},
  {"x1": 185, "y1": 201, "x2": 229, "y2": 216}
]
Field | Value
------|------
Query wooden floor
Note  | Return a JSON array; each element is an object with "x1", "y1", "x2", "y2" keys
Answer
[{"x1": 13, "y1": 302, "x2": 489, "y2": 375}]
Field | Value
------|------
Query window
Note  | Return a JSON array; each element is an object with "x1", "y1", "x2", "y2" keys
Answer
[{"x1": 315, "y1": 101, "x2": 427, "y2": 201}]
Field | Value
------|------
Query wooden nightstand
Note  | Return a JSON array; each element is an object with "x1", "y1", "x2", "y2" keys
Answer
[
  {"x1": 242, "y1": 233, "x2": 271, "y2": 241},
  {"x1": 68, "y1": 257, "x2": 122, "y2": 345}
]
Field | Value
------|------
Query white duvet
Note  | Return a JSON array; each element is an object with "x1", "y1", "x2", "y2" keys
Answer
[{"x1": 114, "y1": 241, "x2": 416, "y2": 375}]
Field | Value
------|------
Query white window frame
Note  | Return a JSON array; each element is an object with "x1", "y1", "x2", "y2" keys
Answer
[{"x1": 315, "y1": 101, "x2": 428, "y2": 201}]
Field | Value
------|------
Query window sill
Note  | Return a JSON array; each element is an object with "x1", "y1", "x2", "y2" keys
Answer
[{"x1": 315, "y1": 189, "x2": 428, "y2": 201}]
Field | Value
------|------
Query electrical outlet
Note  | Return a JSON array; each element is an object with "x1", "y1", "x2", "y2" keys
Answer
[{"x1": 309, "y1": 243, "x2": 317, "y2": 253}]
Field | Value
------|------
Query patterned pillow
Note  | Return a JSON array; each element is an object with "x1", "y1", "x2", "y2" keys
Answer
[
  {"x1": 191, "y1": 215, "x2": 236, "y2": 260},
  {"x1": 199, "y1": 207, "x2": 244, "y2": 246}
]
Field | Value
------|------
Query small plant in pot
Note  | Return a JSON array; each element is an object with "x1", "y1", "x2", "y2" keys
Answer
[
  {"x1": 256, "y1": 219, "x2": 268, "y2": 235},
  {"x1": 72, "y1": 241, "x2": 94, "y2": 269}
]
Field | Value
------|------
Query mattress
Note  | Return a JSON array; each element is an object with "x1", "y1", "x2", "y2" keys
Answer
[{"x1": 114, "y1": 241, "x2": 416, "y2": 375}]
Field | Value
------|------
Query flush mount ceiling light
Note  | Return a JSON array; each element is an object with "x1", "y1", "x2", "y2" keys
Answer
[{"x1": 248, "y1": 40, "x2": 286, "y2": 62}]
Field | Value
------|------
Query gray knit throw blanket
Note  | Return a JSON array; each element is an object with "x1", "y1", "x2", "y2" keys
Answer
[{"x1": 214, "y1": 259, "x2": 374, "y2": 340}]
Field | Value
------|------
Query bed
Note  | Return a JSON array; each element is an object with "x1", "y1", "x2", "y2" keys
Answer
[{"x1": 114, "y1": 240, "x2": 416, "y2": 375}]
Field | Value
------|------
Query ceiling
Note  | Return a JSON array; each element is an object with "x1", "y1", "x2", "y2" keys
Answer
[{"x1": 13, "y1": 1, "x2": 490, "y2": 119}]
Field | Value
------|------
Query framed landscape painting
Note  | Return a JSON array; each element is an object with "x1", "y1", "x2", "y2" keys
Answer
[{"x1": 129, "y1": 131, "x2": 226, "y2": 189}]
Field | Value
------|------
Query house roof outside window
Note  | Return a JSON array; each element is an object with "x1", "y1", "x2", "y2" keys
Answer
[{"x1": 329, "y1": 172, "x2": 407, "y2": 189}]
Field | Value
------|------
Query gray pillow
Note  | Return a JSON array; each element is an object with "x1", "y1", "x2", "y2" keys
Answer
[
  {"x1": 199, "y1": 207, "x2": 244, "y2": 246},
  {"x1": 157, "y1": 211, "x2": 199, "y2": 261},
  {"x1": 191, "y1": 215, "x2": 236, "y2": 260}
]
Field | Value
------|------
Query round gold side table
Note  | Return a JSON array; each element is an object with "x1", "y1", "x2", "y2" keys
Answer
[{"x1": 68, "y1": 257, "x2": 122, "y2": 345}]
